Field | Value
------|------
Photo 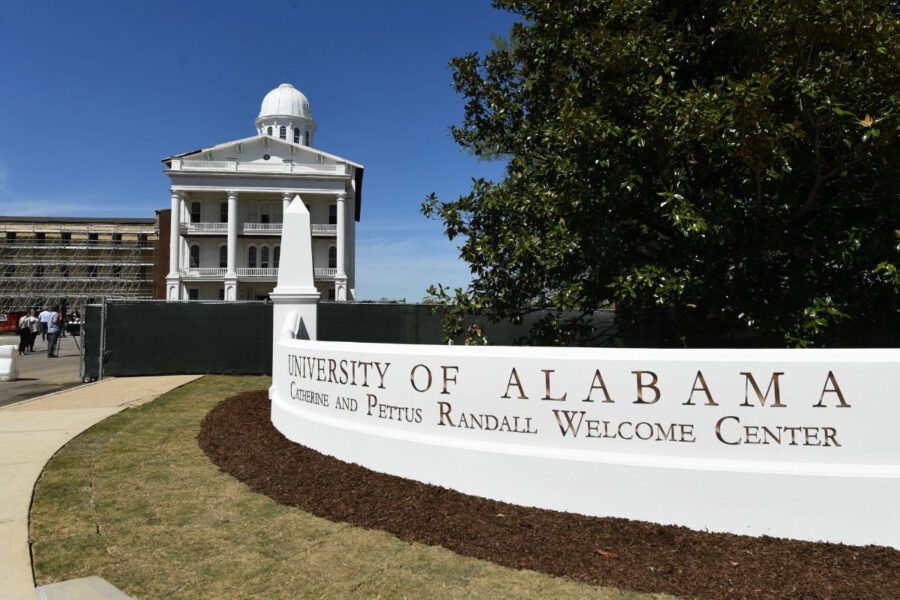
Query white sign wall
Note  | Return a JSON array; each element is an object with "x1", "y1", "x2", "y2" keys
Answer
[{"x1": 270, "y1": 338, "x2": 900, "y2": 548}]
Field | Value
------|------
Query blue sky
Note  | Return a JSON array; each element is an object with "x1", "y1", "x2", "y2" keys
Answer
[{"x1": 0, "y1": 1, "x2": 517, "y2": 301}]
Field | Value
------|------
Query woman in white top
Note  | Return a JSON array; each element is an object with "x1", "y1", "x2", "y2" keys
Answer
[{"x1": 27, "y1": 310, "x2": 40, "y2": 353}]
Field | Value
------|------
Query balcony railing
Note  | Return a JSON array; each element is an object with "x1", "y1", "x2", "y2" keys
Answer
[
  {"x1": 236, "y1": 268, "x2": 278, "y2": 278},
  {"x1": 177, "y1": 267, "x2": 338, "y2": 280},
  {"x1": 181, "y1": 222, "x2": 227, "y2": 233},
  {"x1": 181, "y1": 268, "x2": 227, "y2": 277},
  {"x1": 176, "y1": 222, "x2": 335, "y2": 236},
  {"x1": 311, "y1": 224, "x2": 337, "y2": 235},
  {"x1": 242, "y1": 223, "x2": 282, "y2": 234},
  {"x1": 172, "y1": 159, "x2": 348, "y2": 176}
]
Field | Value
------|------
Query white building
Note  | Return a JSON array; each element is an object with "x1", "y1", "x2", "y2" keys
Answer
[{"x1": 162, "y1": 83, "x2": 362, "y2": 302}]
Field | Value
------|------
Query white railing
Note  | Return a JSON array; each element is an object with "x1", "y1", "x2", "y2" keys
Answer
[
  {"x1": 182, "y1": 160, "x2": 229, "y2": 170},
  {"x1": 311, "y1": 224, "x2": 337, "y2": 234},
  {"x1": 236, "y1": 268, "x2": 279, "y2": 277},
  {"x1": 242, "y1": 223, "x2": 282, "y2": 233},
  {"x1": 175, "y1": 159, "x2": 346, "y2": 175},
  {"x1": 182, "y1": 268, "x2": 227, "y2": 277},
  {"x1": 181, "y1": 222, "x2": 228, "y2": 233},
  {"x1": 237, "y1": 162, "x2": 284, "y2": 172},
  {"x1": 314, "y1": 268, "x2": 338, "y2": 279}
]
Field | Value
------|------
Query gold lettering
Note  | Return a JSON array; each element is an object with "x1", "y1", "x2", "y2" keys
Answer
[
  {"x1": 632, "y1": 370, "x2": 661, "y2": 404},
  {"x1": 583, "y1": 370, "x2": 614, "y2": 403},
  {"x1": 410, "y1": 364, "x2": 432, "y2": 392},
  {"x1": 813, "y1": 371, "x2": 850, "y2": 408},
  {"x1": 715, "y1": 415, "x2": 741, "y2": 445},
  {"x1": 501, "y1": 368, "x2": 528, "y2": 399},
  {"x1": 437, "y1": 401, "x2": 453, "y2": 425},
  {"x1": 440, "y1": 366, "x2": 459, "y2": 395},
  {"x1": 739, "y1": 372, "x2": 785, "y2": 407},
  {"x1": 683, "y1": 370, "x2": 718, "y2": 406},
  {"x1": 541, "y1": 369, "x2": 567, "y2": 401},
  {"x1": 823, "y1": 427, "x2": 841, "y2": 447}
]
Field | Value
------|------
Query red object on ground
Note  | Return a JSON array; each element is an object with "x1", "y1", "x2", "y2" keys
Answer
[{"x1": 0, "y1": 312, "x2": 23, "y2": 333}]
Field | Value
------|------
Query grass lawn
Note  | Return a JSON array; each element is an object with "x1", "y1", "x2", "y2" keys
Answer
[{"x1": 30, "y1": 375, "x2": 669, "y2": 599}]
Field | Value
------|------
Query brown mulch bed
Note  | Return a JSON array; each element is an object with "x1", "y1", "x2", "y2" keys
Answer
[{"x1": 198, "y1": 391, "x2": 900, "y2": 599}]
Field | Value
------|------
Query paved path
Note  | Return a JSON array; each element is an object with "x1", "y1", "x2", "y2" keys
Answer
[
  {"x1": 0, "y1": 333, "x2": 83, "y2": 409},
  {"x1": 0, "y1": 375, "x2": 201, "y2": 600}
]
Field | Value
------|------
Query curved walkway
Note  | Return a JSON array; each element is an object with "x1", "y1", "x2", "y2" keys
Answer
[{"x1": 0, "y1": 375, "x2": 200, "y2": 600}]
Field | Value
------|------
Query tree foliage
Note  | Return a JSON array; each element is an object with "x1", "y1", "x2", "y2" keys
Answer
[{"x1": 422, "y1": 0, "x2": 900, "y2": 347}]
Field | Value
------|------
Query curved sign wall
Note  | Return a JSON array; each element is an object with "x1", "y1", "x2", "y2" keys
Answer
[{"x1": 270, "y1": 337, "x2": 900, "y2": 548}]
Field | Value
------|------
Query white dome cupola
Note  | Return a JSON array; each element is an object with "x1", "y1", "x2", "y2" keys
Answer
[{"x1": 255, "y1": 83, "x2": 317, "y2": 146}]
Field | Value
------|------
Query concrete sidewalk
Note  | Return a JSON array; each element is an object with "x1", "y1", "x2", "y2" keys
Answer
[{"x1": 0, "y1": 375, "x2": 201, "y2": 600}]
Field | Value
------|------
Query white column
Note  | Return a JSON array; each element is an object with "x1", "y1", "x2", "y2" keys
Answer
[
  {"x1": 335, "y1": 192, "x2": 347, "y2": 301},
  {"x1": 282, "y1": 191, "x2": 292, "y2": 221},
  {"x1": 166, "y1": 190, "x2": 182, "y2": 300},
  {"x1": 168, "y1": 190, "x2": 181, "y2": 275},
  {"x1": 226, "y1": 191, "x2": 238, "y2": 275},
  {"x1": 225, "y1": 191, "x2": 238, "y2": 301}
]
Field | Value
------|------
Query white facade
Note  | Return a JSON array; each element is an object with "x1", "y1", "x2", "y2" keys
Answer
[{"x1": 163, "y1": 83, "x2": 362, "y2": 302}]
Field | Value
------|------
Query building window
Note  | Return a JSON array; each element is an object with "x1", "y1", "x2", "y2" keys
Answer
[
  {"x1": 88, "y1": 233, "x2": 98, "y2": 245},
  {"x1": 260, "y1": 246, "x2": 269, "y2": 269},
  {"x1": 328, "y1": 204, "x2": 337, "y2": 225},
  {"x1": 188, "y1": 288, "x2": 199, "y2": 300},
  {"x1": 34, "y1": 265, "x2": 44, "y2": 278},
  {"x1": 220, "y1": 202, "x2": 228, "y2": 223},
  {"x1": 328, "y1": 289, "x2": 335, "y2": 301},
  {"x1": 89, "y1": 265, "x2": 98, "y2": 278},
  {"x1": 293, "y1": 128, "x2": 300, "y2": 143},
  {"x1": 219, "y1": 245, "x2": 227, "y2": 268},
  {"x1": 61, "y1": 232, "x2": 71, "y2": 243},
  {"x1": 273, "y1": 246, "x2": 280, "y2": 269},
  {"x1": 328, "y1": 246, "x2": 337, "y2": 269},
  {"x1": 305, "y1": 131, "x2": 310, "y2": 146},
  {"x1": 248, "y1": 246, "x2": 257, "y2": 268},
  {"x1": 190, "y1": 202, "x2": 201, "y2": 223},
  {"x1": 61, "y1": 264, "x2": 70, "y2": 278},
  {"x1": 139, "y1": 266, "x2": 146, "y2": 279},
  {"x1": 279, "y1": 125, "x2": 286, "y2": 140},
  {"x1": 260, "y1": 208, "x2": 270, "y2": 224},
  {"x1": 189, "y1": 245, "x2": 200, "y2": 268},
  {"x1": 112, "y1": 265, "x2": 121, "y2": 278},
  {"x1": 4, "y1": 265, "x2": 14, "y2": 277},
  {"x1": 35, "y1": 232, "x2": 45, "y2": 245},
  {"x1": 138, "y1": 233, "x2": 147, "y2": 246},
  {"x1": 218, "y1": 288, "x2": 225, "y2": 300},
  {"x1": 5, "y1": 232, "x2": 16, "y2": 242},
  {"x1": 267, "y1": 126, "x2": 273, "y2": 136},
  {"x1": 112, "y1": 233, "x2": 122, "y2": 245}
]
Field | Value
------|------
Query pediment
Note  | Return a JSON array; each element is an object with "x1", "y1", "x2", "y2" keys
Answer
[{"x1": 167, "y1": 136, "x2": 361, "y2": 170}]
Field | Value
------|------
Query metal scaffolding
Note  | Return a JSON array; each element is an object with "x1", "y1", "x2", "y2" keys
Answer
[{"x1": 0, "y1": 223, "x2": 156, "y2": 313}]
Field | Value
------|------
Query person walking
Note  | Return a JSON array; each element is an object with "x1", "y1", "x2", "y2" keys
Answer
[
  {"x1": 28, "y1": 308, "x2": 40, "y2": 353},
  {"x1": 17, "y1": 312, "x2": 30, "y2": 355},
  {"x1": 46, "y1": 306, "x2": 61, "y2": 358},
  {"x1": 38, "y1": 307, "x2": 51, "y2": 341}
]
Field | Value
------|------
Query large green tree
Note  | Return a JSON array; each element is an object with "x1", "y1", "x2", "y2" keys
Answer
[{"x1": 423, "y1": 0, "x2": 899, "y2": 347}]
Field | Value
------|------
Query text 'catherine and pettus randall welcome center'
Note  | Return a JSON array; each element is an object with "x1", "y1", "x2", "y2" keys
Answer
[{"x1": 162, "y1": 83, "x2": 362, "y2": 303}]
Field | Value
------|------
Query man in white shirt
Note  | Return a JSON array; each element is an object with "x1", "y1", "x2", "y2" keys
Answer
[
  {"x1": 38, "y1": 307, "x2": 51, "y2": 341},
  {"x1": 46, "y1": 306, "x2": 61, "y2": 358}
]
